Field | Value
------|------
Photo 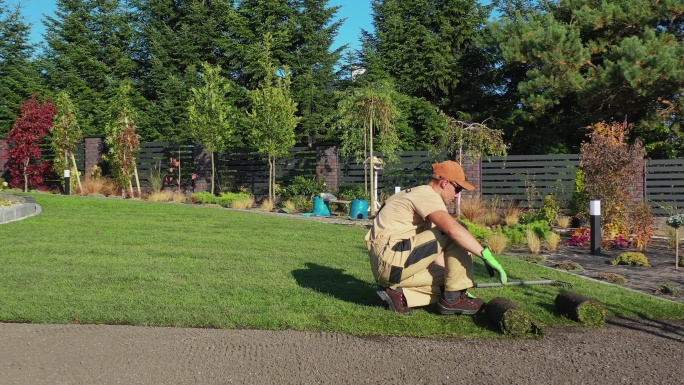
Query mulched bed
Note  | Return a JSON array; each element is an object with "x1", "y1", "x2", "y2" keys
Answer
[{"x1": 506, "y1": 241, "x2": 684, "y2": 304}]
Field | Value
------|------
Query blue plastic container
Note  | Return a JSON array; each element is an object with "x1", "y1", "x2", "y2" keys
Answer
[
  {"x1": 350, "y1": 199, "x2": 369, "y2": 219},
  {"x1": 312, "y1": 196, "x2": 331, "y2": 216}
]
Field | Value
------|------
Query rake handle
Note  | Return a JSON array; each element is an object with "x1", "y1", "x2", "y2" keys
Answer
[{"x1": 475, "y1": 280, "x2": 557, "y2": 288}]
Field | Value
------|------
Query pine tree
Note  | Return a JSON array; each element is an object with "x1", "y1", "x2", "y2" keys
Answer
[
  {"x1": 491, "y1": 0, "x2": 684, "y2": 156},
  {"x1": 289, "y1": 0, "x2": 344, "y2": 145},
  {"x1": 42, "y1": 0, "x2": 139, "y2": 138},
  {"x1": 0, "y1": 2, "x2": 42, "y2": 136},
  {"x1": 131, "y1": 0, "x2": 238, "y2": 141}
]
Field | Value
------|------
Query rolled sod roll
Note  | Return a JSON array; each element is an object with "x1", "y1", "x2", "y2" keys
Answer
[
  {"x1": 554, "y1": 291, "x2": 606, "y2": 327},
  {"x1": 485, "y1": 297, "x2": 538, "y2": 336}
]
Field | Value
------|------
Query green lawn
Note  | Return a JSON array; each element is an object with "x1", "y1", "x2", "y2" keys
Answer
[{"x1": 1, "y1": 193, "x2": 682, "y2": 338}]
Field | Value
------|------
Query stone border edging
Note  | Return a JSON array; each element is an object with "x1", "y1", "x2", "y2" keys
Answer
[{"x1": 0, "y1": 195, "x2": 42, "y2": 224}]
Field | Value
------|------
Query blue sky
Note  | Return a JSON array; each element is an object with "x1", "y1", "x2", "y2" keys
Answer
[{"x1": 6, "y1": 0, "x2": 373, "y2": 52}]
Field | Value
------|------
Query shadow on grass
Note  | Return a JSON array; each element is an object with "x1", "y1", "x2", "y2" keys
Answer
[{"x1": 292, "y1": 262, "x2": 380, "y2": 307}]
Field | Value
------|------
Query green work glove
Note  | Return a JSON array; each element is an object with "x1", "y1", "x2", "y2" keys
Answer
[{"x1": 481, "y1": 247, "x2": 507, "y2": 284}]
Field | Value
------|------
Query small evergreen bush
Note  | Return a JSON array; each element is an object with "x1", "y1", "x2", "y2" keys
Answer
[{"x1": 611, "y1": 252, "x2": 650, "y2": 267}]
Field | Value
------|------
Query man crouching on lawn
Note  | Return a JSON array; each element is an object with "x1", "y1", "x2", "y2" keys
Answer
[{"x1": 365, "y1": 160, "x2": 507, "y2": 315}]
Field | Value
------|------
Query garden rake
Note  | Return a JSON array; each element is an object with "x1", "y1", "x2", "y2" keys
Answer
[{"x1": 475, "y1": 279, "x2": 572, "y2": 288}]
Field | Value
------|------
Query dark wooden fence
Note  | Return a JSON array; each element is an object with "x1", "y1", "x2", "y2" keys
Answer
[
  {"x1": 481, "y1": 154, "x2": 580, "y2": 209},
  {"x1": 216, "y1": 147, "x2": 318, "y2": 193},
  {"x1": 4, "y1": 137, "x2": 684, "y2": 216},
  {"x1": 339, "y1": 151, "x2": 436, "y2": 191},
  {"x1": 645, "y1": 159, "x2": 684, "y2": 215}
]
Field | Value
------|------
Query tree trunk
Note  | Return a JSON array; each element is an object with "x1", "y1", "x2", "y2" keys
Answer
[
  {"x1": 210, "y1": 151, "x2": 215, "y2": 195},
  {"x1": 676, "y1": 228, "x2": 680, "y2": 271},
  {"x1": 369, "y1": 115, "x2": 376, "y2": 217},
  {"x1": 23, "y1": 159, "x2": 28, "y2": 193},
  {"x1": 133, "y1": 165, "x2": 141, "y2": 197},
  {"x1": 70, "y1": 152, "x2": 83, "y2": 190}
]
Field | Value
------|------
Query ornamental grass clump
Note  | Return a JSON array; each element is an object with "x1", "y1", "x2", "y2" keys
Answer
[
  {"x1": 555, "y1": 259, "x2": 584, "y2": 271},
  {"x1": 485, "y1": 297, "x2": 541, "y2": 337},
  {"x1": 521, "y1": 254, "x2": 547, "y2": 264},
  {"x1": 611, "y1": 252, "x2": 650, "y2": 267},
  {"x1": 556, "y1": 215, "x2": 571, "y2": 228},
  {"x1": 486, "y1": 232, "x2": 509, "y2": 254},
  {"x1": 655, "y1": 281, "x2": 681, "y2": 298},
  {"x1": 459, "y1": 195, "x2": 487, "y2": 224},
  {"x1": 545, "y1": 232, "x2": 561, "y2": 251},
  {"x1": 555, "y1": 291, "x2": 606, "y2": 327},
  {"x1": 257, "y1": 198, "x2": 273, "y2": 212},
  {"x1": 597, "y1": 272, "x2": 627, "y2": 284},
  {"x1": 526, "y1": 229, "x2": 542, "y2": 254}
]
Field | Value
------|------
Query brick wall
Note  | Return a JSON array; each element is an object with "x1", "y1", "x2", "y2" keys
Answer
[
  {"x1": 316, "y1": 145, "x2": 339, "y2": 191},
  {"x1": 460, "y1": 154, "x2": 481, "y2": 198},
  {"x1": 193, "y1": 146, "x2": 211, "y2": 193},
  {"x1": 84, "y1": 137, "x2": 104, "y2": 176}
]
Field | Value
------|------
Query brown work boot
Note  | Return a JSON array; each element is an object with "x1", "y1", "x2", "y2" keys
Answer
[
  {"x1": 437, "y1": 291, "x2": 484, "y2": 315},
  {"x1": 376, "y1": 286, "x2": 413, "y2": 315}
]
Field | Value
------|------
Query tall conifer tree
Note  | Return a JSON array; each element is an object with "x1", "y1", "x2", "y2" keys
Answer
[{"x1": 0, "y1": 1, "x2": 42, "y2": 136}]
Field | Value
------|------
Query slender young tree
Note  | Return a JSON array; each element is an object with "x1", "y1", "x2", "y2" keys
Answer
[
  {"x1": 338, "y1": 81, "x2": 401, "y2": 216},
  {"x1": 50, "y1": 91, "x2": 83, "y2": 191},
  {"x1": 5, "y1": 96, "x2": 57, "y2": 192},
  {"x1": 247, "y1": 34, "x2": 301, "y2": 204},
  {"x1": 188, "y1": 62, "x2": 240, "y2": 195},
  {"x1": 105, "y1": 81, "x2": 141, "y2": 197}
]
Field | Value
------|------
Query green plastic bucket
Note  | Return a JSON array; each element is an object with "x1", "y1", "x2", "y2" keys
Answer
[{"x1": 350, "y1": 199, "x2": 368, "y2": 219}]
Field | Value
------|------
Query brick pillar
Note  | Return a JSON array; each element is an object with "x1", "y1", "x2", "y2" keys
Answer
[
  {"x1": 460, "y1": 154, "x2": 481, "y2": 198},
  {"x1": 84, "y1": 137, "x2": 104, "y2": 178},
  {"x1": 316, "y1": 145, "x2": 339, "y2": 192},
  {"x1": 193, "y1": 145, "x2": 211, "y2": 193},
  {"x1": 630, "y1": 158, "x2": 646, "y2": 204},
  {"x1": 0, "y1": 138, "x2": 7, "y2": 174}
]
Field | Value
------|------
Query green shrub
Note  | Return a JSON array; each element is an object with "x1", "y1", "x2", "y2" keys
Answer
[
  {"x1": 290, "y1": 195, "x2": 313, "y2": 212},
  {"x1": 458, "y1": 218, "x2": 493, "y2": 243},
  {"x1": 499, "y1": 220, "x2": 551, "y2": 246},
  {"x1": 191, "y1": 191, "x2": 252, "y2": 207},
  {"x1": 569, "y1": 169, "x2": 589, "y2": 219},
  {"x1": 335, "y1": 185, "x2": 369, "y2": 201},
  {"x1": 277, "y1": 176, "x2": 327, "y2": 201},
  {"x1": 611, "y1": 252, "x2": 651, "y2": 267},
  {"x1": 655, "y1": 281, "x2": 680, "y2": 297},
  {"x1": 191, "y1": 191, "x2": 217, "y2": 204},
  {"x1": 539, "y1": 195, "x2": 562, "y2": 225}
]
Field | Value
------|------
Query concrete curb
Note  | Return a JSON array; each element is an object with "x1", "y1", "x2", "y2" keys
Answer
[{"x1": 0, "y1": 195, "x2": 42, "y2": 224}]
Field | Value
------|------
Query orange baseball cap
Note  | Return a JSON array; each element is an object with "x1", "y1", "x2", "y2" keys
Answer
[{"x1": 432, "y1": 160, "x2": 475, "y2": 190}]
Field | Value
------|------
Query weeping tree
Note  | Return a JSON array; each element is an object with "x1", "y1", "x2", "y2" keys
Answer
[
  {"x1": 50, "y1": 91, "x2": 83, "y2": 192},
  {"x1": 431, "y1": 114, "x2": 508, "y2": 163},
  {"x1": 338, "y1": 81, "x2": 401, "y2": 216},
  {"x1": 188, "y1": 62, "x2": 240, "y2": 195},
  {"x1": 428, "y1": 114, "x2": 507, "y2": 213},
  {"x1": 246, "y1": 34, "x2": 300, "y2": 204}
]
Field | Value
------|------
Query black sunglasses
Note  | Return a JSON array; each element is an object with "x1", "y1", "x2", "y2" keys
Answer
[{"x1": 449, "y1": 181, "x2": 464, "y2": 193}]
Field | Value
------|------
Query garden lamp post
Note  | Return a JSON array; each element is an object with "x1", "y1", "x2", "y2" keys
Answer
[
  {"x1": 63, "y1": 169, "x2": 71, "y2": 195},
  {"x1": 590, "y1": 200, "x2": 601, "y2": 255}
]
